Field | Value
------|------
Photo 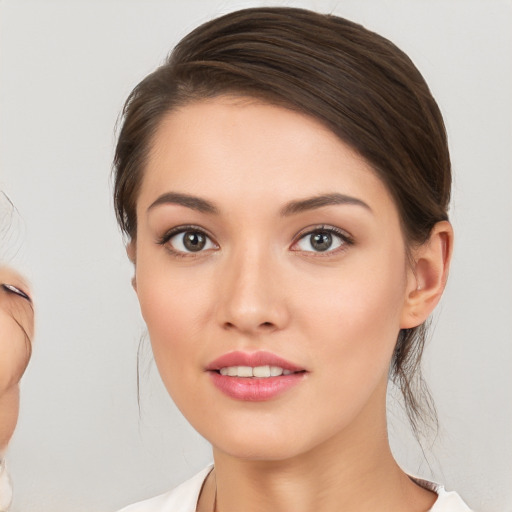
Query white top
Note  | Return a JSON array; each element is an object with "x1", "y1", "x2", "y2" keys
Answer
[
  {"x1": 118, "y1": 465, "x2": 473, "y2": 512},
  {"x1": 0, "y1": 459, "x2": 13, "y2": 512}
]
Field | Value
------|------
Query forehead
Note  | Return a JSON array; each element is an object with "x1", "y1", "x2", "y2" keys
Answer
[{"x1": 138, "y1": 96, "x2": 397, "y2": 218}]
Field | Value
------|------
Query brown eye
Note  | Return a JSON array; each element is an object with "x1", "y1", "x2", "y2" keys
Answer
[
  {"x1": 166, "y1": 229, "x2": 216, "y2": 253},
  {"x1": 183, "y1": 231, "x2": 206, "y2": 252}
]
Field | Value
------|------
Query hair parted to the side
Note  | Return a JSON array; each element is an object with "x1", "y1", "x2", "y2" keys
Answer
[{"x1": 113, "y1": 7, "x2": 451, "y2": 439}]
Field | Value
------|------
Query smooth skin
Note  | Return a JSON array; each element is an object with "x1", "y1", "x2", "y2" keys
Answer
[
  {"x1": 128, "y1": 97, "x2": 453, "y2": 512},
  {"x1": 0, "y1": 267, "x2": 33, "y2": 455}
]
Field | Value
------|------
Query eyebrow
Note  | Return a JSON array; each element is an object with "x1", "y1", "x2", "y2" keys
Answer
[
  {"x1": 280, "y1": 193, "x2": 372, "y2": 216},
  {"x1": 147, "y1": 192, "x2": 219, "y2": 214},
  {"x1": 147, "y1": 191, "x2": 371, "y2": 216}
]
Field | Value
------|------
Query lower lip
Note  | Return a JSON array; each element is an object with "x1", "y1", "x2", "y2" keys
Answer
[{"x1": 208, "y1": 372, "x2": 305, "y2": 401}]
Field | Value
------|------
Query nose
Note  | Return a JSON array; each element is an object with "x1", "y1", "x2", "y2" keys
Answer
[{"x1": 215, "y1": 243, "x2": 290, "y2": 335}]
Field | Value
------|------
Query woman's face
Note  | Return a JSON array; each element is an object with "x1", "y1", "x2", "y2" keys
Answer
[
  {"x1": 0, "y1": 268, "x2": 33, "y2": 452},
  {"x1": 0, "y1": 269, "x2": 33, "y2": 393},
  {"x1": 132, "y1": 97, "x2": 415, "y2": 461}
]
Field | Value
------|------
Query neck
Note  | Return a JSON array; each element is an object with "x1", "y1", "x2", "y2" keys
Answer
[{"x1": 205, "y1": 379, "x2": 436, "y2": 512}]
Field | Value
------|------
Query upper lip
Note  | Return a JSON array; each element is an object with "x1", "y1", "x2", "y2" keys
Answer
[{"x1": 205, "y1": 351, "x2": 304, "y2": 372}]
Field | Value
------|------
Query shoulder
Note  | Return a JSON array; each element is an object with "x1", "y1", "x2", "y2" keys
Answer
[
  {"x1": 410, "y1": 476, "x2": 472, "y2": 512},
  {"x1": 117, "y1": 465, "x2": 213, "y2": 512},
  {"x1": 411, "y1": 477, "x2": 473, "y2": 512},
  {"x1": 430, "y1": 487, "x2": 473, "y2": 512}
]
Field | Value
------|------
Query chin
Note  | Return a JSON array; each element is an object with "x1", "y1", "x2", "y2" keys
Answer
[
  {"x1": 214, "y1": 436, "x2": 307, "y2": 462},
  {"x1": 199, "y1": 417, "x2": 330, "y2": 463}
]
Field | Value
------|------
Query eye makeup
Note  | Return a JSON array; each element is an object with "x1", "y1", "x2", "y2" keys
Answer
[{"x1": 1, "y1": 283, "x2": 31, "y2": 302}]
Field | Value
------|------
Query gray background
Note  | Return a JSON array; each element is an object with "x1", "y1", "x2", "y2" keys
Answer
[{"x1": 1, "y1": 1, "x2": 511, "y2": 511}]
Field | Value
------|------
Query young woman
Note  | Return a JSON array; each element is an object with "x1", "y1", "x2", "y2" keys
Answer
[{"x1": 113, "y1": 7, "x2": 471, "y2": 511}]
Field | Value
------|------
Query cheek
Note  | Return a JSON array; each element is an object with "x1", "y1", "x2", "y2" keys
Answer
[
  {"x1": 135, "y1": 260, "x2": 215, "y2": 390},
  {"x1": 298, "y1": 249, "x2": 406, "y2": 330},
  {"x1": 295, "y1": 251, "x2": 407, "y2": 384},
  {"x1": 0, "y1": 311, "x2": 30, "y2": 392}
]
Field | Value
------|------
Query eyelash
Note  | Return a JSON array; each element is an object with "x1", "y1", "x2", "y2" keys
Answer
[
  {"x1": 157, "y1": 224, "x2": 218, "y2": 258},
  {"x1": 157, "y1": 224, "x2": 354, "y2": 257},
  {"x1": 291, "y1": 225, "x2": 354, "y2": 256}
]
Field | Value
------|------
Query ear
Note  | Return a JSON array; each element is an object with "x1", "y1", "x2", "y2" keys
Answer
[
  {"x1": 126, "y1": 242, "x2": 137, "y2": 292},
  {"x1": 400, "y1": 221, "x2": 454, "y2": 329}
]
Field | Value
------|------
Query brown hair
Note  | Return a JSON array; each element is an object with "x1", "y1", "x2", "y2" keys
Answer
[{"x1": 113, "y1": 7, "x2": 450, "y2": 437}]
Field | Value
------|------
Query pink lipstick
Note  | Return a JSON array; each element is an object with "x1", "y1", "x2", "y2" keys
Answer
[{"x1": 206, "y1": 351, "x2": 306, "y2": 401}]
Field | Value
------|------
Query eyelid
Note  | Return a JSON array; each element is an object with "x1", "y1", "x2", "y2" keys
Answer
[
  {"x1": 1, "y1": 283, "x2": 32, "y2": 303},
  {"x1": 157, "y1": 224, "x2": 213, "y2": 243}
]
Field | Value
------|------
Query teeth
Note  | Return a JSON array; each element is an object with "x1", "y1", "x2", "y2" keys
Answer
[
  {"x1": 238, "y1": 366, "x2": 253, "y2": 377},
  {"x1": 218, "y1": 365, "x2": 293, "y2": 378},
  {"x1": 253, "y1": 365, "x2": 271, "y2": 377},
  {"x1": 270, "y1": 366, "x2": 283, "y2": 376}
]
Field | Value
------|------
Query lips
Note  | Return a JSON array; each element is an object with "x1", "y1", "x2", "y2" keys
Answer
[{"x1": 206, "y1": 351, "x2": 306, "y2": 401}]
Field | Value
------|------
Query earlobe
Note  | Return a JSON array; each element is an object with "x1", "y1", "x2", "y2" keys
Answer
[{"x1": 400, "y1": 221, "x2": 454, "y2": 329}]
